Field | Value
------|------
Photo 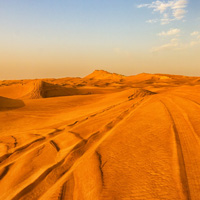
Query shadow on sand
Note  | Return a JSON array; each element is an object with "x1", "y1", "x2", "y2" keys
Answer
[{"x1": 0, "y1": 96, "x2": 25, "y2": 111}]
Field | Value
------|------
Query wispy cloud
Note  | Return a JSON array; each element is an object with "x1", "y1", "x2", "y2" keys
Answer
[
  {"x1": 152, "y1": 32, "x2": 200, "y2": 52},
  {"x1": 190, "y1": 31, "x2": 200, "y2": 40},
  {"x1": 190, "y1": 40, "x2": 200, "y2": 47},
  {"x1": 158, "y1": 28, "x2": 180, "y2": 36},
  {"x1": 152, "y1": 38, "x2": 179, "y2": 52},
  {"x1": 146, "y1": 19, "x2": 158, "y2": 24},
  {"x1": 191, "y1": 31, "x2": 199, "y2": 36},
  {"x1": 138, "y1": 0, "x2": 188, "y2": 25}
]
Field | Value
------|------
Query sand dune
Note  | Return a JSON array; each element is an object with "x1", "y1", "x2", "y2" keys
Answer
[
  {"x1": 0, "y1": 71, "x2": 200, "y2": 199},
  {"x1": 0, "y1": 96, "x2": 25, "y2": 110},
  {"x1": 0, "y1": 80, "x2": 45, "y2": 99},
  {"x1": 84, "y1": 70, "x2": 124, "y2": 80},
  {"x1": 0, "y1": 79, "x2": 123, "y2": 100}
]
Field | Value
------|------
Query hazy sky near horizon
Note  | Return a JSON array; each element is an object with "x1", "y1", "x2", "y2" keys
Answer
[{"x1": 0, "y1": 0, "x2": 200, "y2": 79}]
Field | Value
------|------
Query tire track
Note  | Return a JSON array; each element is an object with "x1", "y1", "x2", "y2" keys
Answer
[
  {"x1": 0, "y1": 137, "x2": 46, "y2": 165},
  {"x1": 39, "y1": 96, "x2": 153, "y2": 200},
  {"x1": 67, "y1": 101, "x2": 124, "y2": 128},
  {"x1": 161, "y1": 96, "x2": 200, "y2": 200},
  {"x1": 0, "y1": 129, "x2": 64, "y2": 170},
  {"x1": 96, "y1": 151, "x2": 105, "y2": 186},
  {"x1": 58, "y1": 175, "x2": 74, "y2": 200},
  {"x1": 11, "y1": 98, "x2": 148, "y2": 200},
  {"x1": 160, "y1": 100, "x2": 191, "y2": 200},
  {"x1": 0, "y1": 164, "x2": 12, "y2": 180},
  {"x1": 0, "y1": 100, "x2": 127, "y2": 174},
  {"x1": 173, "y1": 94, "x2": 200, "y2": 107},
  {"x1": 172, "y1": 95, "x2": 200, "y2": 140},
  {"x1": 59, "y1": 182, "x2": 67, "y2": 200}
]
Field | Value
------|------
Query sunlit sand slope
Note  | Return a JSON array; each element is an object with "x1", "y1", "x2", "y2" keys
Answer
[{"x1": 0, "y1": 72, "x2": 200, "y2": 200}]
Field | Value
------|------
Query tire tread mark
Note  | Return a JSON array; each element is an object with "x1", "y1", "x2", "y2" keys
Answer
[{"x1": 160, "y1": 100, "x2": 191, "y2": 200}]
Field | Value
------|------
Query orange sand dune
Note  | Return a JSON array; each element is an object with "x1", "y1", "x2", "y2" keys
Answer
[
  {"x1": 84, "y1": 70, "x2": 124, "y2": 80},
  {"x1": 0, "y1": 71, "x2": 200, "y2": 200},
  {"x1": 0, "y1": 96, "x2": 25, "y2": 110},
  {"x1": 0, "y1": 79, "x2": 122, "y2": 100}
]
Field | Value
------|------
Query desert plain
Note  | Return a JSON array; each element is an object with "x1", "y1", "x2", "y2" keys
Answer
[{"x1": 0, "y1": 70, "x2": 200, "y2": 200}]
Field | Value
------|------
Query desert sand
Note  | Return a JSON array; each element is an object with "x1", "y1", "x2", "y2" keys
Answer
[{"x1": 0, "y1": 70, "x2": 200, "y2": 200}]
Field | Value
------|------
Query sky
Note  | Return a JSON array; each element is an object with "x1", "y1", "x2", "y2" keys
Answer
[{"x1": 0, "y1": 0, "x2": 200, "y2": 79}]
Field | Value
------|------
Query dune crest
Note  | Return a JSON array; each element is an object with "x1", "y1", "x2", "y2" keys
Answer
[
  {"x1": 22, "y1": 80, "x2": 45, "y2": 99},
  {"x1": 84, "y1": 70, "x2": 124, "y2": 80}
]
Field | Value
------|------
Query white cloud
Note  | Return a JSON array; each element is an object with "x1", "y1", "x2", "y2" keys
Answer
[
  {"x1": 173, "y1": 8, "x2": 187, "y2": 20},
  {"x1": 190, "y1": 40, "x2": 200, "y2": 47},
  {"x1": 190, "y1": 31, "x2": 200, "y2": 41},
  {"x1": 146, "y1": 19, "x2": 158, "y2": 24},
  {"x1": 158, "y1": 28, "x2": 180, "y2": 36},
  {"x1": 190, "y1": 32, "x2": 200, "y2": 46},
  {"x1": 138, "y1": 0, "x2": 188, "y2": 25},
  {"x1": 152, "y1": 38, "x2": 179, "y2": 52},
  {"x1": 191, "y1": 31, "x2": 199, "y2": 36},
  {"x1": 152, "y1": 35, "x2": 200, "y2": 52}
]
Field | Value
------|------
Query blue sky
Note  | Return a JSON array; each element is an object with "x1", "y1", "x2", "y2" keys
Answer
[{"x1": 0, "y1": 0, "x2": 200, "y2": 79}]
